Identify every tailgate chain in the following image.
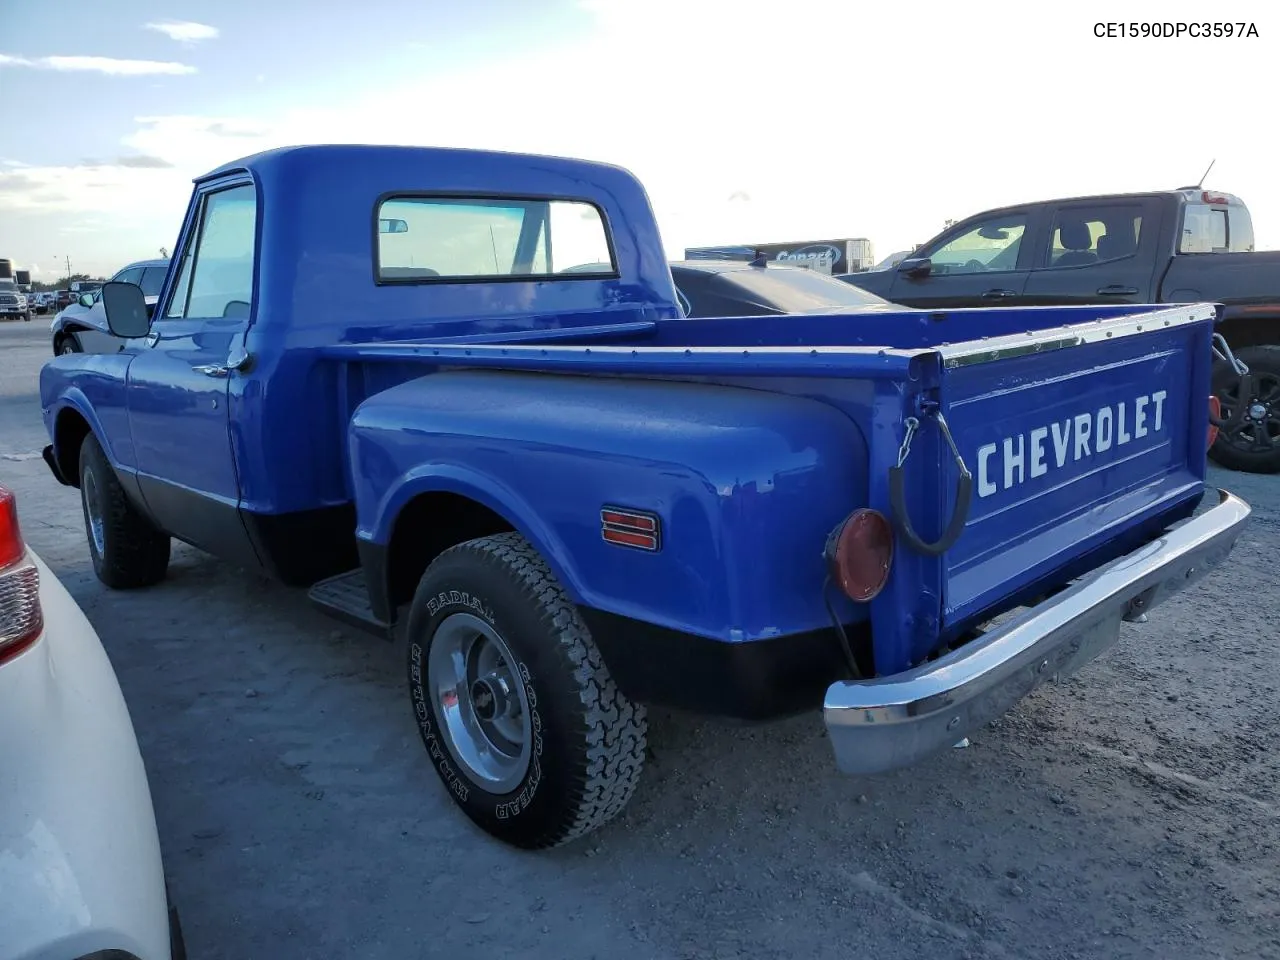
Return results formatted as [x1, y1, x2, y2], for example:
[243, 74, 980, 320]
[889, 408, 974, 557]
[1210, 333, 1253, 431]
[1212, 333, 1249, 377]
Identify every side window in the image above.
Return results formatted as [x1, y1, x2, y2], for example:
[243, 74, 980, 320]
[97, 266, 141, 303]
[921, 215, 1028, 275]
[139, 266, 167, 297]
[376, 196, 615, 281]
[1042, 204, 1144, 269]
[164, 183, 257, 319]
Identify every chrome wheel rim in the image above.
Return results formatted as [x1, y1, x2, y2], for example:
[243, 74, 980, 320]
[82, 467, 105, 556]
[428, 612, 531, 793]
[61, 342, 76, 355]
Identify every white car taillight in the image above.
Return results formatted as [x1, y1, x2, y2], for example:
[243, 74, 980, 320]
[0, 486, 42, 665]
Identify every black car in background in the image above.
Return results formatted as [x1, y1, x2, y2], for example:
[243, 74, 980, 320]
[836, 188, 1280, 473]
[668, 259, 895, 317]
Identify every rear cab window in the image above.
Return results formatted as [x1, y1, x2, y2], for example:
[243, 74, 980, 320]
[375, 196, 617, 282]
[1180, 194, 1255, 254]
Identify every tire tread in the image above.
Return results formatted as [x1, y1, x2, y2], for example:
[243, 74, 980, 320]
[80, 433, 170, 588]
[433, 531, 647, 847]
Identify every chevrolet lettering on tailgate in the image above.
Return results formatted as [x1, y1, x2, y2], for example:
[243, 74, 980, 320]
[976, 389, 1169, 497]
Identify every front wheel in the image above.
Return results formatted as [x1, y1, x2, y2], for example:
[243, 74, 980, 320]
[406, 532, 647, 849]
[1210, 345, 1280, 474]
[56, 333, 82, 355]
[78, 432, 171, 588]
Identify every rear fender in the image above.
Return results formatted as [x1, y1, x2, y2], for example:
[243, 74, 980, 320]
[347, 369, 872, 642]
[364, 464, 586, 603]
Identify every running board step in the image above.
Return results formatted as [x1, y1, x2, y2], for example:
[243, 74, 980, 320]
[307, 569, 391, 639]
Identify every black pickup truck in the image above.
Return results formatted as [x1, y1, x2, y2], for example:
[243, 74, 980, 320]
[839, 188, 1280, 473]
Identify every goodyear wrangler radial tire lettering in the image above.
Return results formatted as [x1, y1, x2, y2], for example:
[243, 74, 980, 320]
[405, 531, 648, 849]
[78, 432, 171, 588]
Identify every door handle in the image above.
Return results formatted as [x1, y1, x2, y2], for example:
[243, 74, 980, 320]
[981, 288, 1017, 299]
[1097, 285, 1138, 296]
[192, 347, 251, 379]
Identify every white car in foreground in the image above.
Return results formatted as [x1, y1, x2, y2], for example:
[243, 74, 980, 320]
[0, 484, 184, 960]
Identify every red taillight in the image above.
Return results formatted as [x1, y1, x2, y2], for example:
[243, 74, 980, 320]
[825, 508, 894, 602]
[0, 486, 43, 665]
[0, 487, 22, 568]
[1207, 395, 1221, 450]
[1202, 191, 1229, 205]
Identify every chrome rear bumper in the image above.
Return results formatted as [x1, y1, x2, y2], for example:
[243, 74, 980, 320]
[824, 488, 1251, 775]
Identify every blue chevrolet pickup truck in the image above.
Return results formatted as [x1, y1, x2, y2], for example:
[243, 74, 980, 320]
[38, 145, 1252, 849]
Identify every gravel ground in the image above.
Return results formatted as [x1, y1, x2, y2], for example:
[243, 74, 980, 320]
[1, 319, 1277, 960]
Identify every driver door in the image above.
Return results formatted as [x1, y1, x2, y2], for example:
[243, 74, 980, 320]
[125, 178, 260, 566]
[889, 208, 1041, 309]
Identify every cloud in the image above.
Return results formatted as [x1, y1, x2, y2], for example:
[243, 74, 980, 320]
[0, 159, 190, 215]
[0, 53, 196, 75]
[206, 120, 266, 138]
[115, 154, 174, 169]
[144, 21, 219, 43]
[0, 171, 43, 193]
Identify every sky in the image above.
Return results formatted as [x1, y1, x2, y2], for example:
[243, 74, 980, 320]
[0, 0, 1276, 280]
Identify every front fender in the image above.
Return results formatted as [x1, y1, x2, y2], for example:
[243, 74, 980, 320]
[39, 351, 138, 472]
[47, 392, 106, 457]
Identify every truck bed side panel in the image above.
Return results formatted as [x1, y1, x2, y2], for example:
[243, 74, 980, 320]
[1160, 251, 1280, 306]
[348, 369, 869, 642]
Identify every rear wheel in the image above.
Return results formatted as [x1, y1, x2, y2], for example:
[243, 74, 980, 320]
[78, 432, 171, 588]
[406, 532, 647, 849]
[1210, 345, 1280, 474]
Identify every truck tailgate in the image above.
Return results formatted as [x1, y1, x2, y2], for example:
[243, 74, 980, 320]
[936, 305, 1215, 631]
